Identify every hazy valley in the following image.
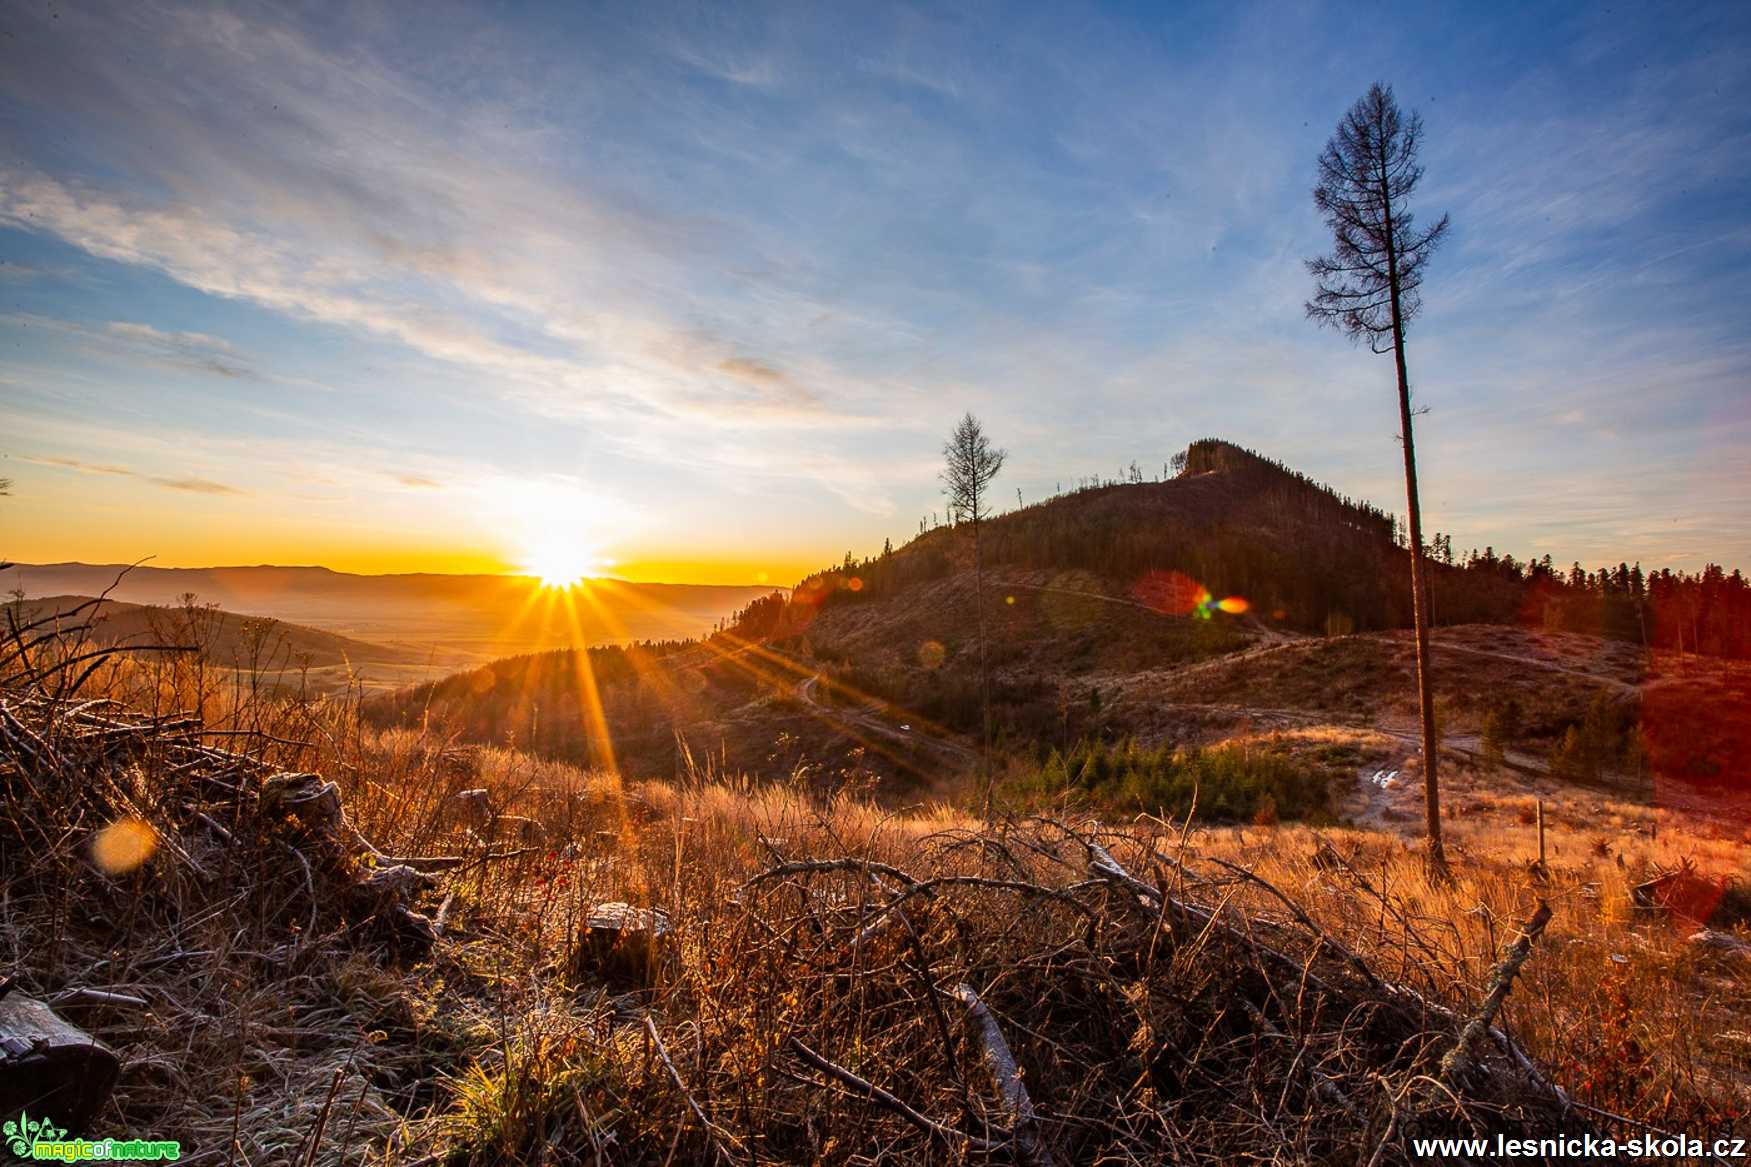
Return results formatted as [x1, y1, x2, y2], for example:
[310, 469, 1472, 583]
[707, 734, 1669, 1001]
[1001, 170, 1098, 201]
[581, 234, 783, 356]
[2, 565, 776, 692]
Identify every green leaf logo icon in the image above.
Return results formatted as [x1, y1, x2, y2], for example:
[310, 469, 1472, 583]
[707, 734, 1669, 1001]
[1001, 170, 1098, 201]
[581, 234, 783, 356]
[5, 1111, 30, 1157]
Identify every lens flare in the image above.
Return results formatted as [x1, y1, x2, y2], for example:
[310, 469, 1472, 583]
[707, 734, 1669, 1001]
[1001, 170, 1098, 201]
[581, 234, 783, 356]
[1134, 570, 1251, 620]
[1132, 570, 1204, 616]
[91, 817, 157, 874]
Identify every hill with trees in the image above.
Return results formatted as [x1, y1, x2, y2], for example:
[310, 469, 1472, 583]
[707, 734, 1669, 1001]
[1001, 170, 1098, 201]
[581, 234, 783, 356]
[744, 439, 1751, 656]
[368, 440, 1751, 804]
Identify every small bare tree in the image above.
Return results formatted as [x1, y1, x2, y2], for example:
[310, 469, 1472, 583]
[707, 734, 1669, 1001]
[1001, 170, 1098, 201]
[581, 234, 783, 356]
[1, 479, 13, 578]
[1306, 82, 1452, 876]
[942, 413, 1006, 812]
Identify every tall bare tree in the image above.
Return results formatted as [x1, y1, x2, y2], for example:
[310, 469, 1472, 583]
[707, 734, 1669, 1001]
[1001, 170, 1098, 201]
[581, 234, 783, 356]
[942, 412, 1006, 813]
[1306, 82, 1452, 876]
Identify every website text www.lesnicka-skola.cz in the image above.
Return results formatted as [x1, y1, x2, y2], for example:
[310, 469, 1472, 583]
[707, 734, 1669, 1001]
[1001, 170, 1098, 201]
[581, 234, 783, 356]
[1411, 1133, 1747, 1161]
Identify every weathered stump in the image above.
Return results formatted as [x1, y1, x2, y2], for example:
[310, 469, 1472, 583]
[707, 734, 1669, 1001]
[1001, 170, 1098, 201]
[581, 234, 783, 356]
[0, 994, 120, 1133]
[261, 771, 346, 833]
[349, 863, 440, 954]
[1633, 865, 1727, 925]
[571, 902, 672, 992]
[1688, 929, 1751, 961]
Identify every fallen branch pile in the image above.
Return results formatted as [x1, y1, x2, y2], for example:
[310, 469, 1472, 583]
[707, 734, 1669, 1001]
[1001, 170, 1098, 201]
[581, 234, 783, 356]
[0, 614, 1598, 1164]
[0, 630, 438, 1159]
[648, 820, 1585, 1164]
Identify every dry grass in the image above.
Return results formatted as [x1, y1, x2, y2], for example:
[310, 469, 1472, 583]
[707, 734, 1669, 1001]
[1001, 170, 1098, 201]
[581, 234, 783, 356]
[1188, 824, 1749, 1127]
[3, 622, 1748, 1164]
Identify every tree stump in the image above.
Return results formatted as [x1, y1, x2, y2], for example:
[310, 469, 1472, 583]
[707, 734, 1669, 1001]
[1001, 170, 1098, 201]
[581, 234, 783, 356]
[571, 902, 672, 992]
[0, 994, 120, 1133]
[1633, 864, 1726, 925]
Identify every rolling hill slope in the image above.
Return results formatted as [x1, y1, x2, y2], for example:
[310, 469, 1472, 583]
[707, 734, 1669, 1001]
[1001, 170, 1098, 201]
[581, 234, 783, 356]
[5, 594, 420, 670]
[368, 440, 1749, 809]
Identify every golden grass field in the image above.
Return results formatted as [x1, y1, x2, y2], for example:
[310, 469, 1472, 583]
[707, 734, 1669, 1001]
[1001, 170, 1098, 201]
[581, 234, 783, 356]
[2, 628, 1747, 1164]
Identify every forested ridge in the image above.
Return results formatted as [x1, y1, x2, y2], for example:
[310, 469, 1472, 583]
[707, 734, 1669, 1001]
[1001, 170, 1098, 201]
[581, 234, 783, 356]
[366, 439, 1749, 777]
[735, 440, 1751, 658]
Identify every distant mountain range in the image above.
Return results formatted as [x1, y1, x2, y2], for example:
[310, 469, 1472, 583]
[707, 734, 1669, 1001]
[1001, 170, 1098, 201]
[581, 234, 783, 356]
[0, 563, 780, 658]
[5, 593, 422, 669]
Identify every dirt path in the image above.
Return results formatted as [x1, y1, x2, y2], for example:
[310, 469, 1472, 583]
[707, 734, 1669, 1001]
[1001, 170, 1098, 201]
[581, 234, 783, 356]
[1002, 583, 1301, 648]
[1431, 641, 1640, 694]
[1001, 579, 1163, 616]
[794, 673, 978, 764]
[996, 586, 1639, 702]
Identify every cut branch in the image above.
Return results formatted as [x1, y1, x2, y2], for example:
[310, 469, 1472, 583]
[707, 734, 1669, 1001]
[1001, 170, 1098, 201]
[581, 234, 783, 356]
[952, 983, 1055, 1166]
[787, 1036, 999, 1153]
[1437, 901, 1553, 1090]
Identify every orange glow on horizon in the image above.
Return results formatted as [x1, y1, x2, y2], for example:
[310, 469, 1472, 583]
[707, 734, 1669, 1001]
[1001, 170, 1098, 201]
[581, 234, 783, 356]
[1, 473, 809, 587]
[4, 538, 801, 589]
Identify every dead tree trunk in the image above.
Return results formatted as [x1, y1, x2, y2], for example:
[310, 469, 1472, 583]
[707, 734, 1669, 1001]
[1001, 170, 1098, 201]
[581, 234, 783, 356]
[1385, 189, 1447, 881]
[0, 992, 121, 1133]
[973, 514, 992, 818]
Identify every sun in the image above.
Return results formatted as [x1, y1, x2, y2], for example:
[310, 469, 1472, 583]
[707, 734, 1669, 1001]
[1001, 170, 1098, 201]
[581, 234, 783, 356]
[488, 477, 623, 588]
[522, 537, 601, 589]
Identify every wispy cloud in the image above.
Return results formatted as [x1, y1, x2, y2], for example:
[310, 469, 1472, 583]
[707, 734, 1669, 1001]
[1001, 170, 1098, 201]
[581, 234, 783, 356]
[672, 46, 778, 88]
[154, 477, 245, 495]
[0, 4, 892, 439]
[0, 260, 82, 283]
[106, 320, 251, 379]
[0, 1, 1746, 573]
[22, 455, 136, 477]
[1, 312, 255, 380]
[856, 56, 962, 100]
[106, 321, 235, 352]
[21, 454, 247, 496]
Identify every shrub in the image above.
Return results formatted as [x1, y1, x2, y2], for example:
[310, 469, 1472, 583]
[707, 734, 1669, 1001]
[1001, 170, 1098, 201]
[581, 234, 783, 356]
[1548, 692, 1638, 782]
[1481, 698, 1523, 767]
[1010, 738, 1333, 823]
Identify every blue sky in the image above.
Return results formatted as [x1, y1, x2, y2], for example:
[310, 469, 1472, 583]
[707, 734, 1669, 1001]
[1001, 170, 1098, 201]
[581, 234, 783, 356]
[2, 0, 1748, 582]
